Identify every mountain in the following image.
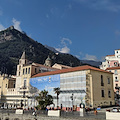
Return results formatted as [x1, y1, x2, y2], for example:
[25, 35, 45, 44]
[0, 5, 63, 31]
[45, 45, 102, 67]
[44, 45, 60, 54]
[81, 60, 101, 68]
[0, 26, 82, 75]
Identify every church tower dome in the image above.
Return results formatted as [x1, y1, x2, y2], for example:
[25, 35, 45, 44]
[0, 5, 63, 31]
[44, 55, 52, 67]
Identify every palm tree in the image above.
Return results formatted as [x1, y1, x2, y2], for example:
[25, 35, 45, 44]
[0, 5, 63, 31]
[36, 90, 53, 110]
[54, 87, 60, 109]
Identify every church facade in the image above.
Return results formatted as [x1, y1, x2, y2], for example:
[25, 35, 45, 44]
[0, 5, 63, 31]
[0, 52, 57, 109]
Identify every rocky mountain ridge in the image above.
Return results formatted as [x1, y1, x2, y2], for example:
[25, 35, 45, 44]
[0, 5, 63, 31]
[0, 26, 82, 75]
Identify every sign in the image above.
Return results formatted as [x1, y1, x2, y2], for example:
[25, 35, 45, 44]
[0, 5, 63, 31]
[16, 109, 23, 114]
[30, 74, 60, 96]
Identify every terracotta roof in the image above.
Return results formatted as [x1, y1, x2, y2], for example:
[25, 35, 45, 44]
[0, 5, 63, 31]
[52, 63, 72, 69]
[115, 49, 120, 50]
[106, 54, 115, 57]
[106, 66, 120, 70]
[32, 63, 58, 70]
[32, 65, 112, 78]
[23, 62, 58, 70]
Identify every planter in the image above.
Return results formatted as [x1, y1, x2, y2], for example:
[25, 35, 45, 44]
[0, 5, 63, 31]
[48, 110, 60, 117]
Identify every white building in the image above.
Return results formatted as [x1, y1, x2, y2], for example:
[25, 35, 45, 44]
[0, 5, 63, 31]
[100, 49, 120, 70]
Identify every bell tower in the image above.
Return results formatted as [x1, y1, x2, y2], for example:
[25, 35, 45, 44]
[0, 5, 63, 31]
[17, 51, 28, 76]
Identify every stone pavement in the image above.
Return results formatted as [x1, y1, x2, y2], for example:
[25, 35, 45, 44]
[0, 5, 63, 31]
[0, 112, 106, 120]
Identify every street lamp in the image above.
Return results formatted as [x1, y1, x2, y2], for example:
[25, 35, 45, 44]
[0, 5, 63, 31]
[70, 93, 74, 111]
[115, 87, 120, 105]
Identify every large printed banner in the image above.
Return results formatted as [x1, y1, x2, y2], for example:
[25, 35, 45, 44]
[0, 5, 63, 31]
[30, 74, 60, 96]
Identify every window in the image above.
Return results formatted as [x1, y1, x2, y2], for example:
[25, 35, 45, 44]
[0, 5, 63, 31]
[19, 66, 21, 70]
[23, 69, 25, 75]
[101, 75, 104, 86]
[13, 82, 15, 88]
[86, 88, 88, 92]
[28, 67, 30, 74]
[115, 70, 117, 74]
[101, 90, 104, 97]
[35, 68, 37, 73]
[108, 90, 111, 98]
[115, 77, 118, 82]
[108, 78, 110, 84]
[26, 68, 27, 74]
[24, 80, 26, 88]
[6, 84, 7, 88]
[19, 72, 20, 76]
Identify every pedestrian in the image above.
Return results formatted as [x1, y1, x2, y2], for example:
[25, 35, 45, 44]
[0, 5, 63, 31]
[85, 107, 88, 115]
[94, 109, 97, 115]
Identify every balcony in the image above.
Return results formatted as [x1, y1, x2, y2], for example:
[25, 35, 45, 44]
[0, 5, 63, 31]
[115, 79, 119, 82]
[7, 88, 20, 95]
[86, 83, 90, 86]
[115, 86, 120, 90]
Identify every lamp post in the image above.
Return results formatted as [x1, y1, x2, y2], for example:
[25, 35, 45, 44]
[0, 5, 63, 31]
[115, 86, 120, 105]
[70, 93, 74, 111]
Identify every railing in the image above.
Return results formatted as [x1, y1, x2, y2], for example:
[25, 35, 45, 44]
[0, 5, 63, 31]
[7, 88, 20, 95]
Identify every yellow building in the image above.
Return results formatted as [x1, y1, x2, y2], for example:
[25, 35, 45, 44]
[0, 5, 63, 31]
[31, 65, 115, 110]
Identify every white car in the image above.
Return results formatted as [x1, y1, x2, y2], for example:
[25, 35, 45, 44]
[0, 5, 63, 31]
[112, 108, 118, 112]
[117, 108, 120, 112]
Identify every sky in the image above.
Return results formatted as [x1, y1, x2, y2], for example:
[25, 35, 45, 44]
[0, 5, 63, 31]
[1, 0, 120, 61]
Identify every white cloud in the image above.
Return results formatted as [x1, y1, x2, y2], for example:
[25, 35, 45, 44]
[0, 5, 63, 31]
[56, 46, 70, 53]
[61, 37, 72, 46]
[12, 18, 22, 31]
[0, 24, 5, 31]
[74, 0, 120, 12]
[75, 55, 80, 59]
[55, 37, 72, 53]
[83, 54, 97, 61]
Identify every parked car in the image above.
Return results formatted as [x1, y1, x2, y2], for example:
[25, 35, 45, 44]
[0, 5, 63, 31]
[112, 108, 118, 112]
[106, 109, 110, 112]
[1, 106, 4, 109]
[117, 108, 120, 112]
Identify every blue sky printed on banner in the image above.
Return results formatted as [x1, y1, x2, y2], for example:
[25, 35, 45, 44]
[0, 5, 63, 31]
[30, 74, 60, 96]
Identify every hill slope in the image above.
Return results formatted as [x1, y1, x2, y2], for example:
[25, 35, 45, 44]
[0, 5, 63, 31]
[0, 26, 82, 75]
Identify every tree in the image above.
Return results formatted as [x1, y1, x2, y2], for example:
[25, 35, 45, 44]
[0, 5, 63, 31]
[36, 90, 53, 110]
[54, 87, 60, 109]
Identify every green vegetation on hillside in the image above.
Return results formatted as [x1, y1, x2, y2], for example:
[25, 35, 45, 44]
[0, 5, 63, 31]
[0, 27, 81, 75]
